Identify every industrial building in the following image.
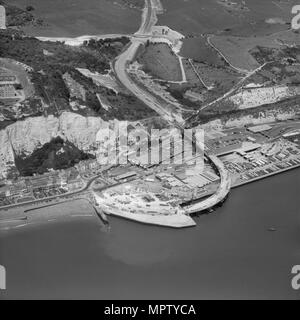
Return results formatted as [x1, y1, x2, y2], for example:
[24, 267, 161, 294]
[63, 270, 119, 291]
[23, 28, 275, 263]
[115, 171, 137, 181]
[248, 124, 272, 133]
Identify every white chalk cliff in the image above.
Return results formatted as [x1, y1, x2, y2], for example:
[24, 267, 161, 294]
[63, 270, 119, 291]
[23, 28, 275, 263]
[229, 86, 300, 110]
[0, 112, 110, 178]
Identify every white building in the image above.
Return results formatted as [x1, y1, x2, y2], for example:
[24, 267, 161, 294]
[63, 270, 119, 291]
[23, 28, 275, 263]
[0, 5, 6, 30]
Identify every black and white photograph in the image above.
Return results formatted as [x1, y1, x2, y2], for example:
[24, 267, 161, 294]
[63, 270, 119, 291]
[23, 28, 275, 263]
[0, 0, 299, 302]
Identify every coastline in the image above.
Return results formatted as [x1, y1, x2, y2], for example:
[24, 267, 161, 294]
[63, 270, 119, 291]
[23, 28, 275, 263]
[233, 163, 300, 189]
[1, 164, 298, 300]
[1, 0, 300, 300]
[0, 0, 298, 230]
[0, 198, 104, 230]
[36, 34, 130, 46]
[1, 164, 298, 230]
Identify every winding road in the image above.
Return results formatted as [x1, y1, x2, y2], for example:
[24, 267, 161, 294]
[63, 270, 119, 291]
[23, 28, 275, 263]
[0, 0, 231, 217]
[113, 0, 231, 215]
[113, 0, 184, 123]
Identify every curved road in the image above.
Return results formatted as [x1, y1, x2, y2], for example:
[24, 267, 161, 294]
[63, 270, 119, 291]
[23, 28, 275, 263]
[113, 0, 183, 124]
[113, 0, 231, 215]
[0, 0, 231, 217]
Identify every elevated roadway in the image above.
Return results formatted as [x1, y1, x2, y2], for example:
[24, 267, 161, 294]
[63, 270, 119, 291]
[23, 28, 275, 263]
[184, 155, 231, 215]
[113, 0, 231, 215]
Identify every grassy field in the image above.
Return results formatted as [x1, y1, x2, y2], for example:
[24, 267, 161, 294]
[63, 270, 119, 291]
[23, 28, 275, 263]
[190, 61, 239, 90]
[180, 37, 226, 66]
[9, 0, 141, 37]
[210, 30, 300, 71]
[159, 0, 295, 37]
[138, 43, 183, 81]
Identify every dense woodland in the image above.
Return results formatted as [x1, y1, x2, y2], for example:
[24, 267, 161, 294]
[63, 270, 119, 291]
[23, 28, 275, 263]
[0, 32, 156, 121]
[15, 137, 93, 176]
[0, 0, 41, 27]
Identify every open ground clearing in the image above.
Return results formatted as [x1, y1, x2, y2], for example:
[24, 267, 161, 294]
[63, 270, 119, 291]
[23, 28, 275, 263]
[138, 42, 183, 82]
[210, 30, 300, 71]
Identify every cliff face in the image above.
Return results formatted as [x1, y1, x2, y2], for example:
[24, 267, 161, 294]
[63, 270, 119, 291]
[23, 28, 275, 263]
[0, 112, 108, 179]
[229, 86, 300, 110]
[199, 106, 299, 132]
[0, 129, 16, 178]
